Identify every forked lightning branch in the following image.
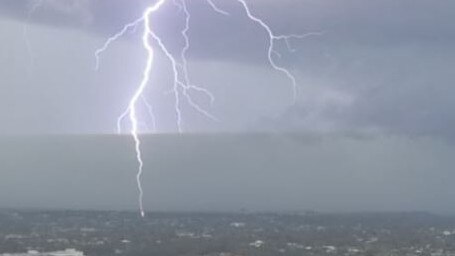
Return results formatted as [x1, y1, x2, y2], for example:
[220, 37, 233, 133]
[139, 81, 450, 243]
[94, 0, 317, 217]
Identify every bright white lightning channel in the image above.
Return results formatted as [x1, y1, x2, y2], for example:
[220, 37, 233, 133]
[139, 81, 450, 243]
[95, 0, 316, 217]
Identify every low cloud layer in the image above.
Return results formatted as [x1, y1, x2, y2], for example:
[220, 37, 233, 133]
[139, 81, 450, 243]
[1, 134, 454, 213]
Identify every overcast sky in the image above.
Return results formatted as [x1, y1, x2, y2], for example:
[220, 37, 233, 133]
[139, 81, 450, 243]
[2, 134, 455, 213]
[0, 0, 454, 213]
[0, 0, 453, 136]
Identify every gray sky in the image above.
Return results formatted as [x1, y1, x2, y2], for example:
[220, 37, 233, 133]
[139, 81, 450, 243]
[0, 0, 454, 213]
[1, 134, 455, 213]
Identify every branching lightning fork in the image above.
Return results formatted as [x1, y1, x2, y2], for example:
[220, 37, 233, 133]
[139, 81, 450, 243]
[95, 0, 315, 217]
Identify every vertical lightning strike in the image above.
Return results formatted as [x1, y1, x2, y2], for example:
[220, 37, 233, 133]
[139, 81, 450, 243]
[96, 0, 168, 218]
[127, 0, 169, 218]
[95, 0, 316, 217]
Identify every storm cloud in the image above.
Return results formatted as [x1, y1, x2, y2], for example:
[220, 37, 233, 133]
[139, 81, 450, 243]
[0, 0, 454, 138]
[1, 0, 455, 213]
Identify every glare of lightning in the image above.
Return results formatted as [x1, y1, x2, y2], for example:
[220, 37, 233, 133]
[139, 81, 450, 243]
[95, 0, 315, 217]
[128, 0, 169, 218]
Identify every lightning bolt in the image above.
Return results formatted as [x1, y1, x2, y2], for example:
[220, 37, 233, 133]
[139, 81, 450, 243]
[235, 0, 325, 103]
[205, 0, 230, 16]
[125, 0, 166, 218]
[95, 0, 317, 217]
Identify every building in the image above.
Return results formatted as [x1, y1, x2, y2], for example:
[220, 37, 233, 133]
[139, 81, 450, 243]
[1, 249, 83, 256]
